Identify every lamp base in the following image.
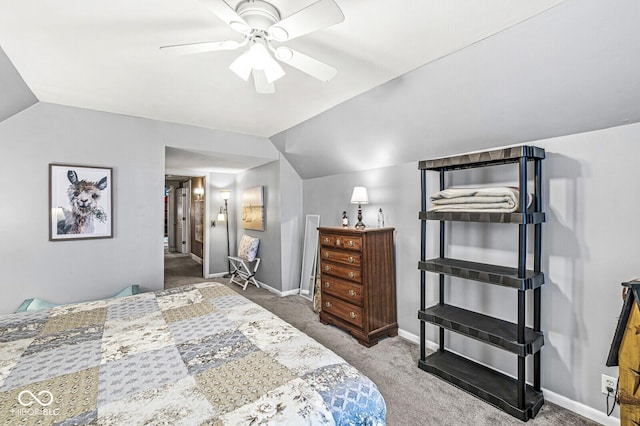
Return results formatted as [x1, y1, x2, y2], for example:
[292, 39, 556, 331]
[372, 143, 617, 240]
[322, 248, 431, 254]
[354, 205, 365, 229]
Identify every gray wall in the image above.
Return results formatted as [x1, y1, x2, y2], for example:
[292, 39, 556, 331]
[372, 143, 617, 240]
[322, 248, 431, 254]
[207, 172, 237, 275]
[0, 46, 37, 123]
[0, 101, 281, 313]
[226, 155, 303, 293]
[303, 162, 419, 333]
[235, 161, 282, 290]
[303, 124, 640, 420]
[0, 102, 164, 312]
[279, 154, 303, 293]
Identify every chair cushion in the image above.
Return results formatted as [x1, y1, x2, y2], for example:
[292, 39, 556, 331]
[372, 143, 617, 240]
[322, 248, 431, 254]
[238, 234, 260, 262]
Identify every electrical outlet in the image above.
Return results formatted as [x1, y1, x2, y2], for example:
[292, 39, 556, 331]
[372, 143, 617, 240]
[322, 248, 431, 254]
[601, 374, 617, 395]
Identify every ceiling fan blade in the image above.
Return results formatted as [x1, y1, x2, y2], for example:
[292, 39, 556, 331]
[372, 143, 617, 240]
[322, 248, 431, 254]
[253, 69, 276, 94]
[160, 40, 241, 55]
[275, 47, 337, 81]
[268, 0, 344, 41]
[198, 0, 251, 34]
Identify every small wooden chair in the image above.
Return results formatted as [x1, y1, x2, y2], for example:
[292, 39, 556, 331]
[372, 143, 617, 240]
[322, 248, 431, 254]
[229, 235, 261, 290]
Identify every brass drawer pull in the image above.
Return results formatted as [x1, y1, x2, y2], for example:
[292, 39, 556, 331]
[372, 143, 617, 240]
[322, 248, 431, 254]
[348, 240, 354, 247]
[336, 238, 342, 245]
[348, 256, 355, 263]
[323, 237, 330, 243]
[324, 252, 330, 258]
[326, 302, 332, 308]
[348, 289, 357, 297]
[349, 312, 358, 319]
[349, 271, 356, 278]
[324, 282, 331, 288]
[324, 265, 331, 272]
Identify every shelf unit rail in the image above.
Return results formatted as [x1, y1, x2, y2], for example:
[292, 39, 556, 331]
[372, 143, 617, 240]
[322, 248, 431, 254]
[417, 145, 545, 422]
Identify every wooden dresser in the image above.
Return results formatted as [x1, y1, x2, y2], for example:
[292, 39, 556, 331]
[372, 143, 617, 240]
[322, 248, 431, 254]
[318, 226, 397, 347]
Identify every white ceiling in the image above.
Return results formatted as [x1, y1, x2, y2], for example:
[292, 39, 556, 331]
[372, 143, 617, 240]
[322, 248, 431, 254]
[0, 0, 564, 139]
[165, 146, 275, 175]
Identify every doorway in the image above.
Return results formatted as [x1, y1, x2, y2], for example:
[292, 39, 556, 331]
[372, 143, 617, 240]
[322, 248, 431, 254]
[164, 176, 206, 285]
[175, 186, 189, 254]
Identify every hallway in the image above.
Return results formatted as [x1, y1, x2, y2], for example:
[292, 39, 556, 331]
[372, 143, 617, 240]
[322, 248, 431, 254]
[163, 253, 208, 289]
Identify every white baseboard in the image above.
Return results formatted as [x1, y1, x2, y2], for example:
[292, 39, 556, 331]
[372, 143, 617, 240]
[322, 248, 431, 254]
[255, 281, 300, 297]
[190, 254, 203, 264]
[543, 388, 618, 426]
[396, 328, 619, 426]
[205, 272, 227, 279]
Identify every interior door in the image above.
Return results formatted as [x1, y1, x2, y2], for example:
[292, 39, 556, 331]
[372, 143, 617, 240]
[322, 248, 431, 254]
[167, 186, 176, 252]
[176, 188, 187, 254]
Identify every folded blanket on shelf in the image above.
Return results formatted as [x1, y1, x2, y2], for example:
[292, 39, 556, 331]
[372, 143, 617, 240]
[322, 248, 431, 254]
[429, 187, 532, 213]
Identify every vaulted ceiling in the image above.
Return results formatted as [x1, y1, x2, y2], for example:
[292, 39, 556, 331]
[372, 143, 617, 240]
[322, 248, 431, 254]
[0, 0, 563, 138]
[2, 0, 639, 179]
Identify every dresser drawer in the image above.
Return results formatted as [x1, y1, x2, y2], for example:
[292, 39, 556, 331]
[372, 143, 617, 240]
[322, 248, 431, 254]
[320, 275, 363, 306]
[320, 261, 362, 283]
[320, 248, 361, 267]
[322, 294, 363, 328]
[320, 234, 362, 251]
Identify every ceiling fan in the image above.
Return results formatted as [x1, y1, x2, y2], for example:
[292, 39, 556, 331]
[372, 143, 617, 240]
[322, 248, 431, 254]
[161, 0, 345, 94]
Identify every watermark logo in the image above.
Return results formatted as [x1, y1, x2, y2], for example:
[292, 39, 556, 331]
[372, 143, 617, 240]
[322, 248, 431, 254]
[11, 390, 59, 417]
[18, 390, 53, 407]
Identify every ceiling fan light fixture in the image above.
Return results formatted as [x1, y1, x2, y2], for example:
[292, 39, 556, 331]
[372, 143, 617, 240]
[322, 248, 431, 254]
[269, 26, 289, 41]
[263, 59, 285, 84]
[169, 0, 345, 93]
[229, 52, 252, 81]
[247, 42, 271, 70]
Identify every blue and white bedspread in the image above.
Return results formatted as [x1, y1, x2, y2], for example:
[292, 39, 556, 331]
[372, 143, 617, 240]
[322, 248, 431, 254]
[0, 282, 386, 425]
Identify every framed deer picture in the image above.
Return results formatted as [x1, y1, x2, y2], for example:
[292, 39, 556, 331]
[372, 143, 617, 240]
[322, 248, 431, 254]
[49, 164, 113, 241]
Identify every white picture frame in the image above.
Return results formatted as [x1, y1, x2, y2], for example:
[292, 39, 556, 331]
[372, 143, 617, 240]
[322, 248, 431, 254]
[49, 164, 113, 241]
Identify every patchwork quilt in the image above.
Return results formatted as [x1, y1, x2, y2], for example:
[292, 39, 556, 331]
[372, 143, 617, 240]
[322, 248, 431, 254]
[0, 282, 386, 425]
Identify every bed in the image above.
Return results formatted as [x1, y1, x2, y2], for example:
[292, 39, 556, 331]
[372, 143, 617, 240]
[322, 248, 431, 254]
[0, 282, 386, 425]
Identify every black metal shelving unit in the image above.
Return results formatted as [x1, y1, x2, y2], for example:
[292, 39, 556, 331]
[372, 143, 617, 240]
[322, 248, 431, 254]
[418, 146, 545, 421]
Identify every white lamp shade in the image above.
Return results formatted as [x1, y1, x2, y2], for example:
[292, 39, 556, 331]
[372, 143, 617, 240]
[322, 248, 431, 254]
[350, 186, 369, 204]
[220, 190, 231, 200]
[263, 58, 285, 84]
[217, 212, 226, 221]
[229, 52, 252, 81]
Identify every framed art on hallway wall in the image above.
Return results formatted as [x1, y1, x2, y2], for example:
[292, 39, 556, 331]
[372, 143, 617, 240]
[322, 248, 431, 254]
[194, 200, 203, 243]
[242, 186, 265, 231]
[49, 163, 113, 241]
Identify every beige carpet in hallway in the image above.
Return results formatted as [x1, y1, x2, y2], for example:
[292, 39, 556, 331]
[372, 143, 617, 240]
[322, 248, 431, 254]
[163, 253, 602, 426]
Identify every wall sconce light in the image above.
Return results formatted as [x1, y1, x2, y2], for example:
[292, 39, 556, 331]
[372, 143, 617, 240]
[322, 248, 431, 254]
[350, 186, 369, 229]
[211, 206, 226, 228]
[194, 187, 204, 201]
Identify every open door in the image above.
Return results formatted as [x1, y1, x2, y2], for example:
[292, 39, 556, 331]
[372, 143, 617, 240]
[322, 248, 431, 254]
[176, 188, 188, 254]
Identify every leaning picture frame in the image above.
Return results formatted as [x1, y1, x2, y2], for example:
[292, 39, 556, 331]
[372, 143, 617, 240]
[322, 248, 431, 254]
[49, 164, 113, 241]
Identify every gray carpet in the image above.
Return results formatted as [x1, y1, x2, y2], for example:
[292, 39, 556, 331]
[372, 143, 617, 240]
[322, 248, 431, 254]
[164, 254, 600, 425]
